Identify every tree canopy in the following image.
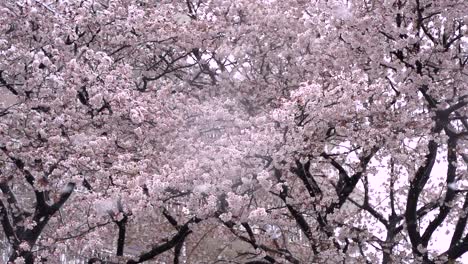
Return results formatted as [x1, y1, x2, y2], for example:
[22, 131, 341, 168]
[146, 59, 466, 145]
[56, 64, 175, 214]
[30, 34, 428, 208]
[0, 0, 467, 263]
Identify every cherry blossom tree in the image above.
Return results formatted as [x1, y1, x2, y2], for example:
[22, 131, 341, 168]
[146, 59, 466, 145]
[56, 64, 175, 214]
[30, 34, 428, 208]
[0, 0, 467, 264]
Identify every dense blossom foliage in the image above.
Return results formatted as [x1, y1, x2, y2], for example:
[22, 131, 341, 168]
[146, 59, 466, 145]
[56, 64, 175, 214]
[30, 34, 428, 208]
[0, 0, 467, 263]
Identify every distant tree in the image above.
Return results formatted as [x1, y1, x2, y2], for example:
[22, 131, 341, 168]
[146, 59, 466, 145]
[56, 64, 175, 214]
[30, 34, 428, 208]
[0, 1, 467, 263]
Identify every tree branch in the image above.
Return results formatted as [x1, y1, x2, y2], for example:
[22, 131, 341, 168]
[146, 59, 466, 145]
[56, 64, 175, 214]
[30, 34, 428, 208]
[0, 70, 19, 95]
[126, 217, 200, 264]
[291, 159, 321, 198]
[0, 182, 27, 226]
[420, 137, 458, 247]
[450, 192, 468, 249]
[0, 199, 19, 245]
[405, 140, 438, 256]
[326, 146, 379, 213]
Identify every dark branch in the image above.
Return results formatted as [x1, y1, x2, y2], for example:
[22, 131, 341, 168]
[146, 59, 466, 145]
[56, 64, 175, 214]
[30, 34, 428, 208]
[405, 140, 438, 256]
[450, 192, 468, 249]
[420, 138, 458, 247]
[0, 199, 19, 245]
[291, 159, 321, 198]
[126, 217, 200, 264]
[0, 70, 19, 95]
